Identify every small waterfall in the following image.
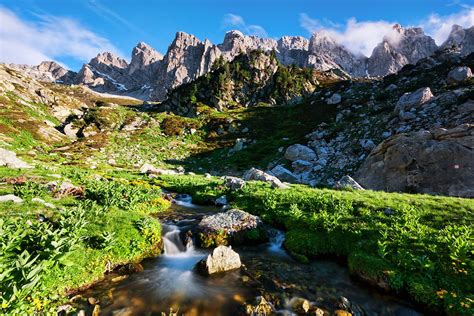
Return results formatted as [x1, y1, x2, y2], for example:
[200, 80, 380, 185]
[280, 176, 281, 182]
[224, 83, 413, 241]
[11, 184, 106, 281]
[162, 224, 196, 256]
[268, 229, 285, 252]
[173, 194, 197, 208]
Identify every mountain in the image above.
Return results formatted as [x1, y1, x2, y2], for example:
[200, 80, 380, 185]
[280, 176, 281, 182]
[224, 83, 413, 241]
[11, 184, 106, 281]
[368, 24, 438, 76]
[442, 24, 474, 55]
[8, 24, 473, 102]
[7, 61, 76, 84]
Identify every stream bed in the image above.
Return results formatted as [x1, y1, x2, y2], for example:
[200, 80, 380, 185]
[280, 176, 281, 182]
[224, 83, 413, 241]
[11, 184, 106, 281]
[76, 197, 422, 315]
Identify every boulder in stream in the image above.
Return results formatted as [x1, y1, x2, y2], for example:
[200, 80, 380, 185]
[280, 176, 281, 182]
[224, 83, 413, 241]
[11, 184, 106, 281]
[196, 245, 241, 275]
[196, 209, 267, 247]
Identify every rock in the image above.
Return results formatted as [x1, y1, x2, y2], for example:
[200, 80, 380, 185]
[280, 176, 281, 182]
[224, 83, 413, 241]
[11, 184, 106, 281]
[334, 310, 352, 316]
[0, 148, 32, 169]
[355, 124, 474, 197]
[31, 197, 55, 208]
[139, 163, 177, 175]
[204, 173, 212, 178]
[292, 159, 313, 173]
[92, 304, 100, 316]
[88, 297, 99, 305]
[243, 167, 289, 189]
[334, 176, 365, 190]
[215, 195, 228, 206]
[0, 194, 23, 204]
[289, 297, 311, 313]
[359, 139, 376, 151]
[395, 87, 434, 113]
[326, 93, 342, 105]
[245, 296, 274, 315]
[284, 144, 317, 162]
[270, 165, 299, 183]
[224, 176, 246, 191]
[196, 245, 241, 275]
[197, 209, 266, 247]
[63, 123, 79, 139]
[447, 66, 473, 83]
[57, 304, 73, 316]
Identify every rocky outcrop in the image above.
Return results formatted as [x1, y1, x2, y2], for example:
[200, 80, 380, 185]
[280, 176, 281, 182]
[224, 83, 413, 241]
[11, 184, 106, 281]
[368, 24, 438, 77]
[128, 42, 163, 82]
[277, 36, 309, 66]
[196, 209, 266, 247]
[195, 245, 241, 275]
[8, 61, 76, 84]
[355, 124, 474, 197]
[218, 30, 277, 60]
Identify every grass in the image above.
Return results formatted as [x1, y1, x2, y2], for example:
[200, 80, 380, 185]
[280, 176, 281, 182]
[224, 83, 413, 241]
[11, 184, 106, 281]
[0, 168, 170, 314]
[156, 174, 474, 315]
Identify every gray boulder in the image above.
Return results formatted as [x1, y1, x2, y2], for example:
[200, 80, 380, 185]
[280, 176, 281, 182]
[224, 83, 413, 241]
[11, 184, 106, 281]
[284, 144, 317, 162]
[334, 175, 365, 190]
[243, 167, 289, 189]
[197, 209, 266, 246]
[224, 176, 246, 191]
[270, 165, 299, 183]
[447, 66, 473, 84]
[355, 124, 474, 197]
[326, 93, 342, 105]
[0, 148, 32, 169]
[0, 194, 23, 204]
[196, 245, 241, 275]
[395, 87, 434, 113]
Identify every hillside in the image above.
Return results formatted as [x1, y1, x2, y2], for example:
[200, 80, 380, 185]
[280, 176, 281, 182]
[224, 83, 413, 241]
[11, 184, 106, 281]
[0, 34, 473, 316]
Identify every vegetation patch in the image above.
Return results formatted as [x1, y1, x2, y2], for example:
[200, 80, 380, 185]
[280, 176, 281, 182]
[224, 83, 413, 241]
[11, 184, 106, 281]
[157, 174, 474, 315]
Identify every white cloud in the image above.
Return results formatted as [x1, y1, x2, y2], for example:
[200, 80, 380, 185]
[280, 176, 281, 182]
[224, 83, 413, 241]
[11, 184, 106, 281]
[0, 7, 121, 68]
[300, 7, 474, 57]
[421, 7, 474, 44]
[222, 13, 268, 38]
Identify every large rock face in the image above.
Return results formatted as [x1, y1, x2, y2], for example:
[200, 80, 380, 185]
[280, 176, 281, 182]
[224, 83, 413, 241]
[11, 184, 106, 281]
[307, 32, 367, 76]
[152, 32, 222, 100]
[368, 24, 438, 76]
[8, 61, 76, 84]
[355, 124, 474, 197]
[442, 25, 474, 56]
[22, 24, 474, 101]
[277, 36, 309, 66]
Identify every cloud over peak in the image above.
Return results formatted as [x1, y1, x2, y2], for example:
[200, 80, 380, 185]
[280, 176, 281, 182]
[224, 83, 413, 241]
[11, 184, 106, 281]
[0, 7, 121, 68]
[222, 13, 268, 38]
[299, 7, 474, 57]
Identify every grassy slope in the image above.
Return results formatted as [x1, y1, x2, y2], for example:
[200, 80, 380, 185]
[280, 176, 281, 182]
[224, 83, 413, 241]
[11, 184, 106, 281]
[157, 174, 474, 315]
[0, 166, 169, 314]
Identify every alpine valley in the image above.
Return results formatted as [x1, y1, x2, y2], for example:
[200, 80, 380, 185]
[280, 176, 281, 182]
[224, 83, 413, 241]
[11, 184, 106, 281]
[0, 16, 473, 316]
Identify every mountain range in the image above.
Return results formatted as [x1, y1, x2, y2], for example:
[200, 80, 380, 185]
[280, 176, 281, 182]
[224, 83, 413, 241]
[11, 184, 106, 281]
[6, 24, 474, 101]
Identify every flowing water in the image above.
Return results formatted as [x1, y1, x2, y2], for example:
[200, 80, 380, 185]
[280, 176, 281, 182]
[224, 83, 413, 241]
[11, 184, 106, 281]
[77, 198, 422, 315]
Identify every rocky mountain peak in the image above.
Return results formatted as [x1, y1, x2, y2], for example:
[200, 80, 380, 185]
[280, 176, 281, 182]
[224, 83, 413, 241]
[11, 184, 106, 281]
[93, 52, 128, 69]
[442, 25, 474, 56]
[129, 41, 163, 77]
[368, 25, 437, 76]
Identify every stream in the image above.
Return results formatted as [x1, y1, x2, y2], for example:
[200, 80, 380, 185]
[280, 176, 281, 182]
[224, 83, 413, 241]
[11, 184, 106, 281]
[77, 196, 422, 315]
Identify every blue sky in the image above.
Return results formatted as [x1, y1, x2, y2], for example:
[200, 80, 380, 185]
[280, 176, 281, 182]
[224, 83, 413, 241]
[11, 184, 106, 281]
[1, 0, 473, 70]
